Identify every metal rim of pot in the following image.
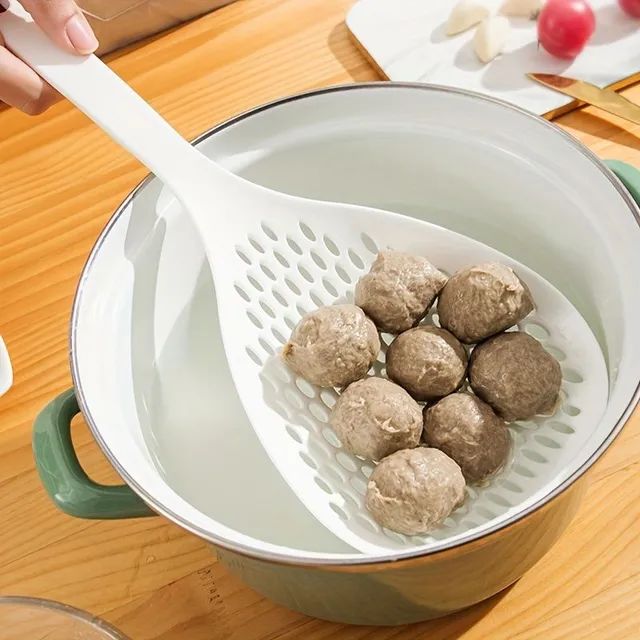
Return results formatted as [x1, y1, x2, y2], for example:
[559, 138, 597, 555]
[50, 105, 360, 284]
[69, 81, 640, 568]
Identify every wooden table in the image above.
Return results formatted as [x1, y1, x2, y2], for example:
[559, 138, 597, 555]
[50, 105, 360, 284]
[1, 0, 640, 637]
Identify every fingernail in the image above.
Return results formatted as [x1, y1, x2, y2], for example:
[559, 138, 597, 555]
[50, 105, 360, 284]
[65, 13, 98, 54]
[0, 0, 8, 14]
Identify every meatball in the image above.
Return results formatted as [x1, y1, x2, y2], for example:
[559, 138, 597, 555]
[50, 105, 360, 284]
[469, 331, 561, 421]
[365, 448, 466, 535]
[283, 304, 380, 388]
[423, 393, 511, 484]
[386, 326, 468, 401]
[330, 377, 423, 461]
[438, 262, 534, 344]
[355, 250, 448, 333]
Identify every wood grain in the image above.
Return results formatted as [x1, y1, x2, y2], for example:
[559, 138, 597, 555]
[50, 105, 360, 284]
[0, 0, 639, 638]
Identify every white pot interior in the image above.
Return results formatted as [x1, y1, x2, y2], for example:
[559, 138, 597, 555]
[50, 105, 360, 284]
[73, 85, 640, 561]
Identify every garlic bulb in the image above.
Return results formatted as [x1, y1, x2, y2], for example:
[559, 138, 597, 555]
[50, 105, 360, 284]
[499, 0, 544, 18]
[473, 16, 511, 63]
[446, 0, 492, 36]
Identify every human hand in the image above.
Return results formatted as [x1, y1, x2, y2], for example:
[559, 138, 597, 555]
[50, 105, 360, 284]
[0, 0, 98, 115]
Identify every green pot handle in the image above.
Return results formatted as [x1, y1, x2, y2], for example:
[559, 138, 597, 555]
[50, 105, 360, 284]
[605, 160, 640, 204]
[33, 388, 155, 519]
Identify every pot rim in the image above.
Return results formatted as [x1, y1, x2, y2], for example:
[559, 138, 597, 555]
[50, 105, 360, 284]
[70, 81, 640, 568]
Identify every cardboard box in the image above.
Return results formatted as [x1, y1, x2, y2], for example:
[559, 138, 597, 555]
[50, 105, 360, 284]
[79, 0, 237, 55]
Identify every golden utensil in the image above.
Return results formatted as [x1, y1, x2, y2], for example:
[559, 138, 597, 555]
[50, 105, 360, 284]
[528, 73, 640, 126]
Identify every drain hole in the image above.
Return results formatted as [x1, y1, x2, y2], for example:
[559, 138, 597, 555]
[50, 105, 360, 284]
[534, 434, 561, 449]
[300, 222, 316, 241]
[348, 249, 365, 269]
[356, 514, 378, 532]
[285, 278, 301, 295]
[320, 390, 337, 408]
[322, 278, 339, 297]
[330, 503, 349, 520]
[524, 322, 549, 340]
[315, 476, 333, 494]
[299, 451, 317, 469]
[273, 290, 288, 307]
[322, 428, 342, 448]
[274, 251, 289, 268]
[284, 389, 304, 409]
[235, 248, 252, 265]
[298, 265, 314, 283]
[261, 223, 278, 241]
[562, 368, 584, 384]
[311, 251, 327, 270]
[296, 378, 316, 398]
[310, 291, 325, 308]
[336, 452, 358, 472]
[361, 463, 374, 479]
[546, 346, 566, 362]
[309, 403, 329, 423]
[287, 237, 303, 255]
[246, 348, 262, 366]
[234, 284, 250, 302]
[563, 404, 581, 417]
[499, 479, 524, 493]
[336, 265, 352, 283]
[341, 491, 359, 508]
[324, 236, 340, 256]
[549, 421, 575, 434]
[350, 476, 367, 495]
[247, 275, 263, 292]
[260, 301, 276, 318]
[361, 233, 378, 255]
[246, 311, 263, 329]
[486, 493, 511, 508]
[260, 264, 276, 281]
[286, 426, 303, 444]
[513, 464, 536, 478]
[522, 449, 547, 464]
[258, 337, 275, 356]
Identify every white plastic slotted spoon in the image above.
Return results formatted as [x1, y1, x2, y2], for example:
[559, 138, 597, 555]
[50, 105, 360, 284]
[1, 1, 609, 554]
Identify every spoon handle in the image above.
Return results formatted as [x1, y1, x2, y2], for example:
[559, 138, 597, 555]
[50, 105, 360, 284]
[0, 1, 225, 196]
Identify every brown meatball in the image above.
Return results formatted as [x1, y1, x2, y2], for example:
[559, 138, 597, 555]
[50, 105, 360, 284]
[469, 332, 561, 421]
[283, 304, 380, 388]
[330, 377, 422, 461]
[423, 393, 511, 484]
[438, 262, 534, 344]
[355, 250, 448, 333]
[365, 447, 466, 535]
[386, 326, 468, 401]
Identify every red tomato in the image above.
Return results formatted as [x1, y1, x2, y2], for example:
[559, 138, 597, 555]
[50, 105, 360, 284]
[619, 0, 640, 17]
[537, 0, 596, 59]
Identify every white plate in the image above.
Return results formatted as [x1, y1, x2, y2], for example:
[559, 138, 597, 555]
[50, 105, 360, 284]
[347, 0, 640, 116]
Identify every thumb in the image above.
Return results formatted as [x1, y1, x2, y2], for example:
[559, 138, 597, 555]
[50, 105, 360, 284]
[20, 0, 98, 54]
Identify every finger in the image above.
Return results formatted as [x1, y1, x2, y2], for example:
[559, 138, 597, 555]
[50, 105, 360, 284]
[19, 0, 98, 54]
[0, 44, 60, 114]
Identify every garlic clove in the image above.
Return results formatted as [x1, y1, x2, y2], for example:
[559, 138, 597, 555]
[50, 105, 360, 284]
[498, 0, 544, 18]
[473, 16, 511, 63]
[446, 0, 492, 36]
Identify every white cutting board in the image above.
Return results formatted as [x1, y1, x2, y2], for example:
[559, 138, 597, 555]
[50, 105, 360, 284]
[346, 0, 640, 116]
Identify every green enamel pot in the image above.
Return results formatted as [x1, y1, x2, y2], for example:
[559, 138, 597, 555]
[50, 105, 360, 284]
[33, 84, 640, 625]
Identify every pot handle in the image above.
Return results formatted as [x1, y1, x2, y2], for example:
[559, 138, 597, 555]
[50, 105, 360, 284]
[33, 388, 155, 519]
[605, 160, 640, 203]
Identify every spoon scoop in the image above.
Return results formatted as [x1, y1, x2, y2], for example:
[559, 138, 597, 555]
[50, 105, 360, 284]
[0, 1, 607, 554]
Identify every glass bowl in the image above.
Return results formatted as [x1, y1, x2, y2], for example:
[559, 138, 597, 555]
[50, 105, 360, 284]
[0, 596, 129, 639]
